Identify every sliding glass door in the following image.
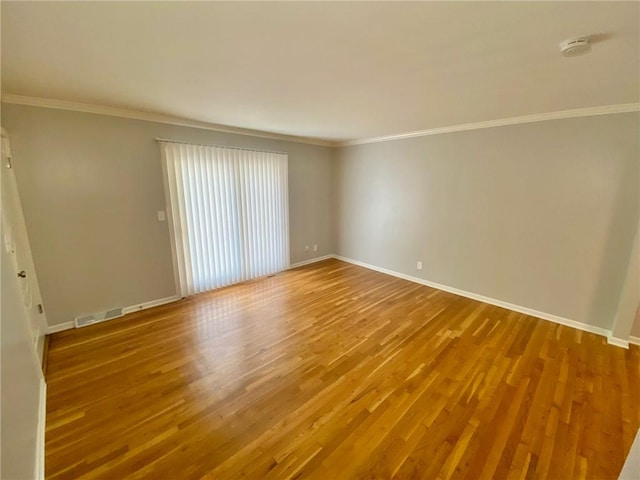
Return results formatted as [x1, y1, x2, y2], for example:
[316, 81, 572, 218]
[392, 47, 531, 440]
[160, 141, 289, 296]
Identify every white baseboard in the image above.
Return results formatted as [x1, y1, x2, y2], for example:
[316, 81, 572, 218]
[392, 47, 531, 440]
[289, 254, 334, 269]
[607, 336, 630, 349]
[43, 258, 629, 348]
[47, 321, 74, 334]
[333, 255, 613, 340]
[122, 295, 181, 315]
[36, 377, 46, 480]
[630, 336, 640, 346]
[46, 294, 181, 334]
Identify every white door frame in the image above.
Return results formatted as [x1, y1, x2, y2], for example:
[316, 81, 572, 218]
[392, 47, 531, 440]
[1, 127, 48, 362]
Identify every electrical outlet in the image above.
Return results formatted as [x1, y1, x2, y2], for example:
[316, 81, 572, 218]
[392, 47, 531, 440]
[157, 211, 166, 222]
[313, 244, 318, 252]
[416, 261, 423, 270]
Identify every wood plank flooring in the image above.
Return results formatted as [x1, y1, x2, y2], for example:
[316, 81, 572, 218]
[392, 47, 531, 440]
[45, 259, 640, 479]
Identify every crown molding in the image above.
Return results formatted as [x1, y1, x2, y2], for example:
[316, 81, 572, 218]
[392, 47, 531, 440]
[3, 94, 637, 148]
[338, 103, 640, 147]
[0, 94, 337, 147]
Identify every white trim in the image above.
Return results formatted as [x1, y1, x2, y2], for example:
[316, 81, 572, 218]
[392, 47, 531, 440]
[47, 321, 74, 334]
[630, 336, 640, 346]
[121, 294, 181, 315]
[4, 95, 638, 148]
[289, 254, 334, 269]
[1, 94, 335, 147]
[339, 103, 640, 146]
[333, 255, 612, 339]
[607, 336, 630, 349]
[42, 257, 625, 343]
[36, 378, 46, 480]
[46, 295, 181, 334]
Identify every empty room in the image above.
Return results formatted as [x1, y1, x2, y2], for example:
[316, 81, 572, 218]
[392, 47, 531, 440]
[1, 1, 639, 479]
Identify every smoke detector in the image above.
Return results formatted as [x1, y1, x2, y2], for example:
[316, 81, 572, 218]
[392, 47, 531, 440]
[560, 38, 591, 57]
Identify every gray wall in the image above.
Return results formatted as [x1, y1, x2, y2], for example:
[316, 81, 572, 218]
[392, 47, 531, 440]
[2, 104, 334, 327]
[4, 103, 638, 332]
[611, 227, 639, 340]
[335, 113, 639, 330]
[632, 308, 640, 338]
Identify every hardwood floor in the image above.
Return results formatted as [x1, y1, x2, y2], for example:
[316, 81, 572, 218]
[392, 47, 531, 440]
[45, 259, 639, 479]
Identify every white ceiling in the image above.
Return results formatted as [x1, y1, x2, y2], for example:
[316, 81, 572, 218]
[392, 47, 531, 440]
[2, 1, 639, 143]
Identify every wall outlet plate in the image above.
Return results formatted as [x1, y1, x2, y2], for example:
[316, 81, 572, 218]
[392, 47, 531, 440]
[417, 261, 423, 270]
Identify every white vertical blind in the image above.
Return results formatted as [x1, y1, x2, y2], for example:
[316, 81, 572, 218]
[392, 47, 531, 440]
[160, 141, 289, 296]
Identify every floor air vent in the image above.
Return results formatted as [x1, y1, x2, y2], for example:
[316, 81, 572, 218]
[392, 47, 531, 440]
[74, 308, 124, 328]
